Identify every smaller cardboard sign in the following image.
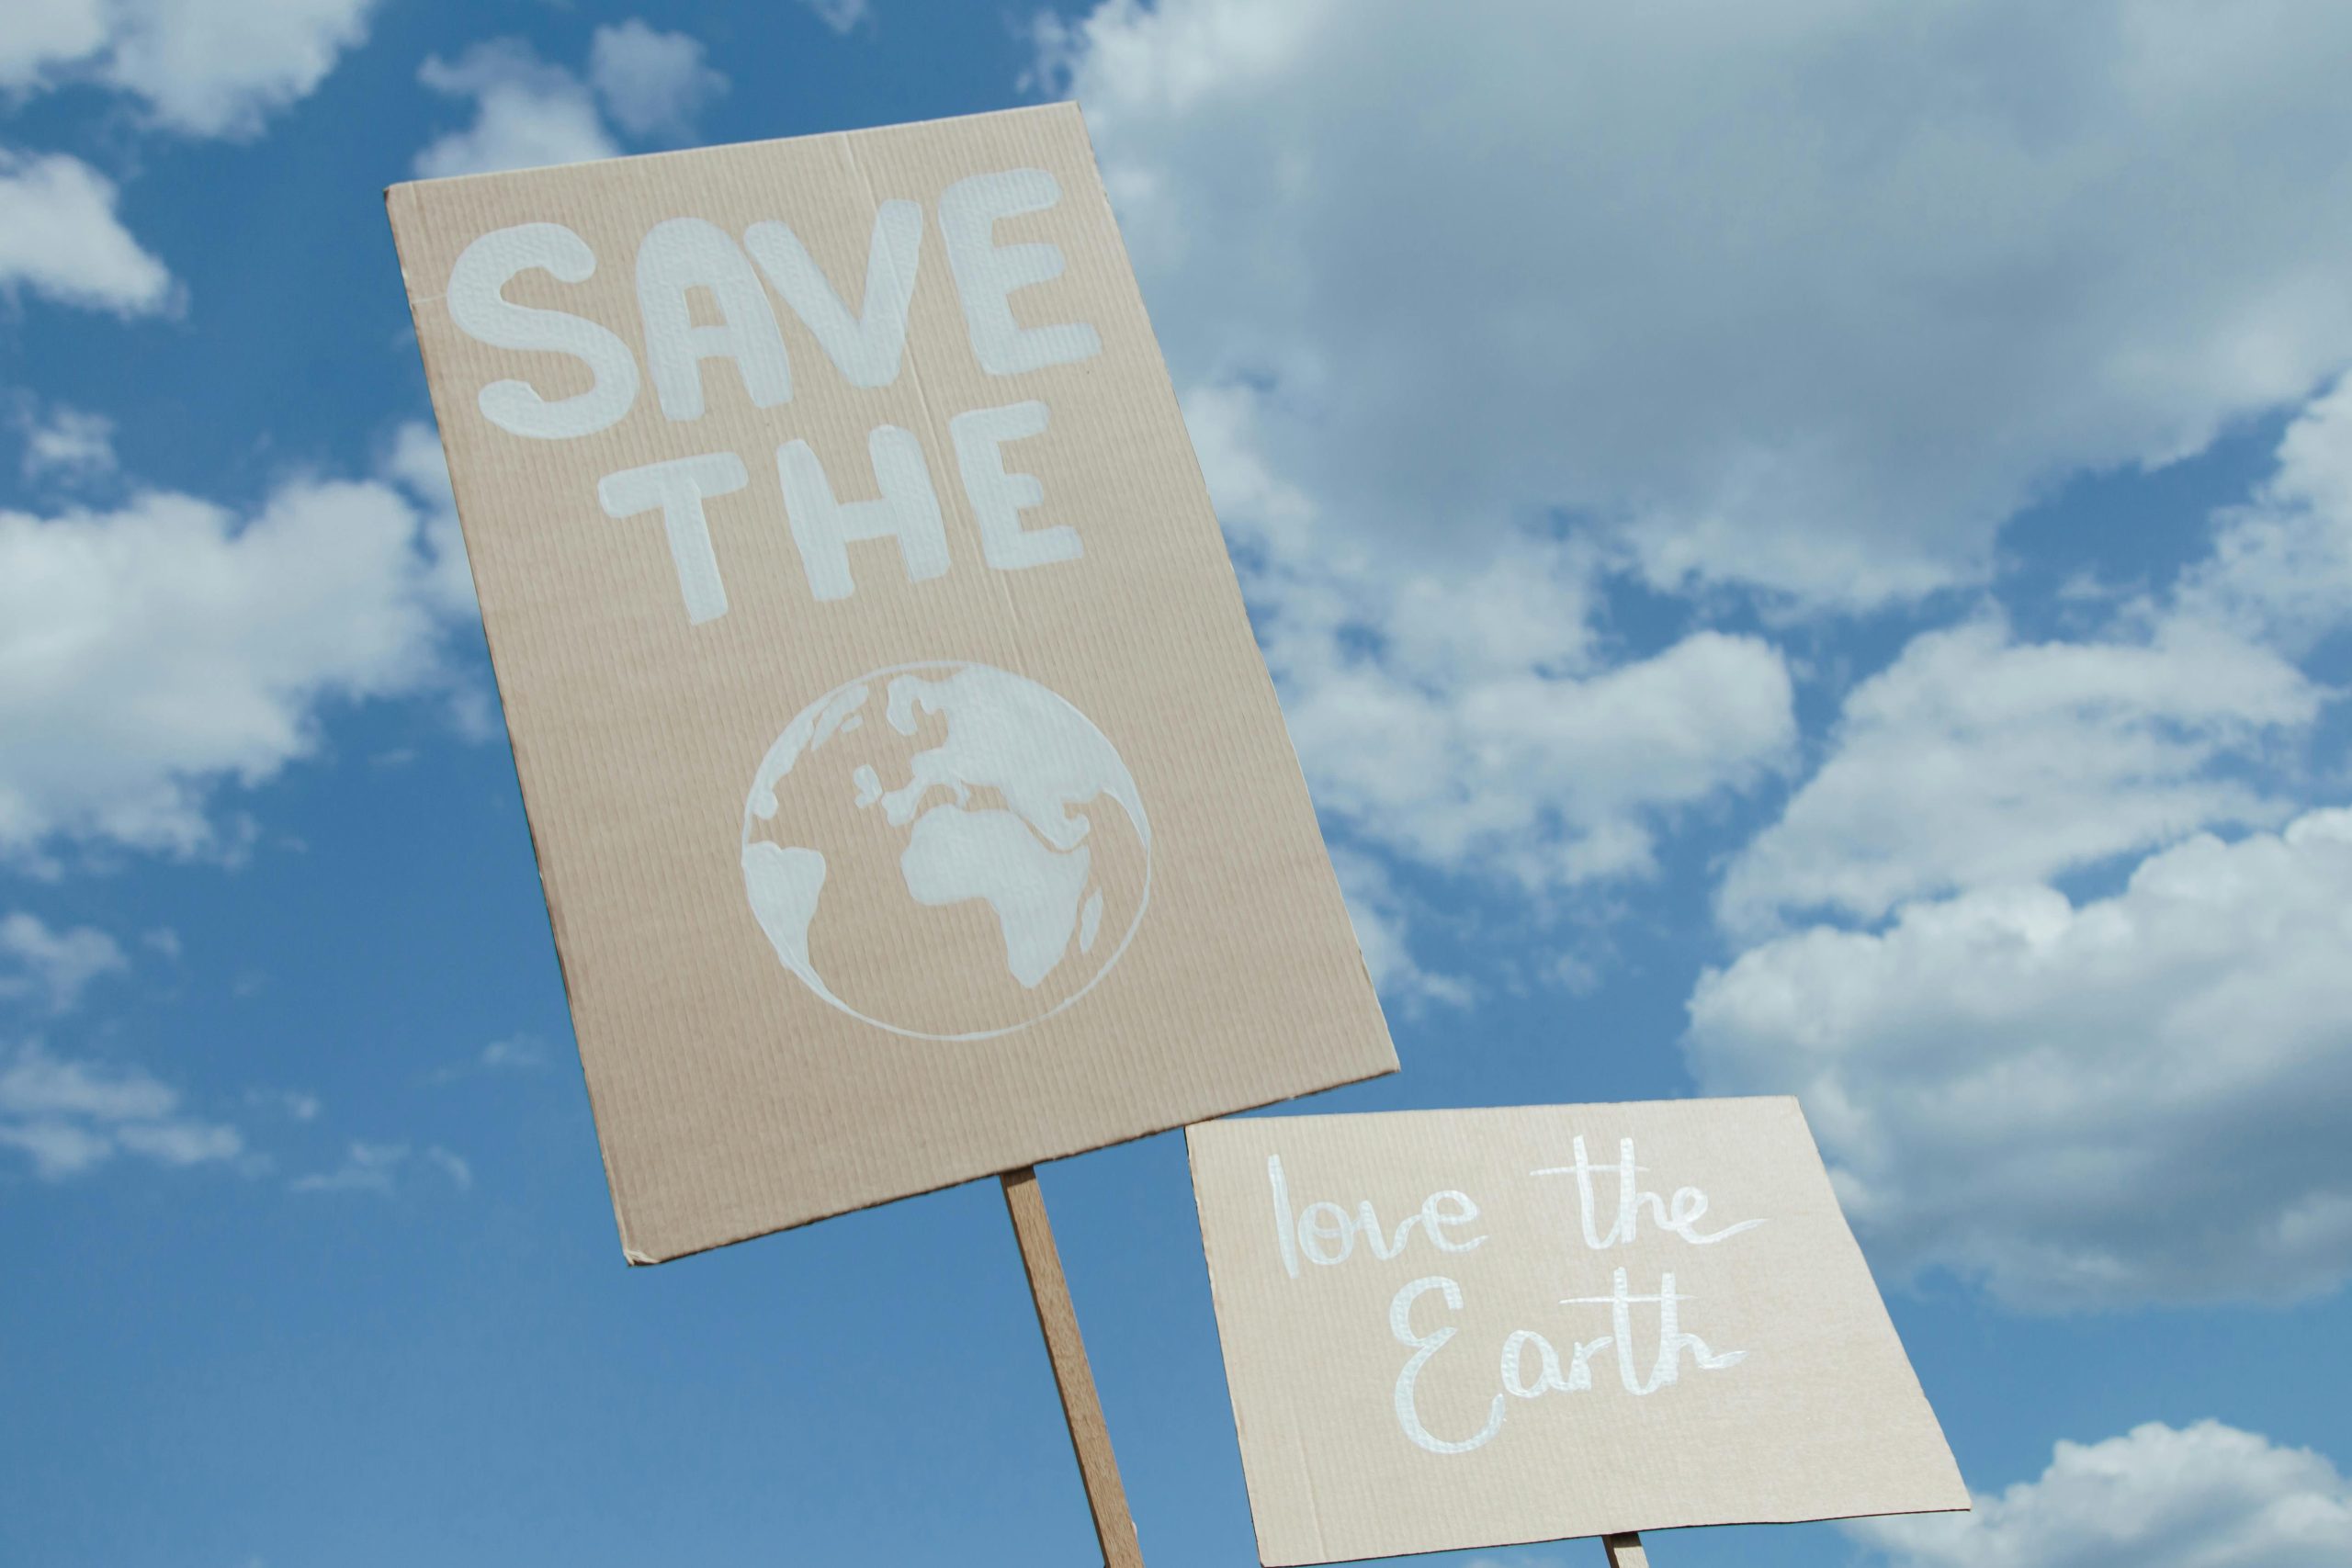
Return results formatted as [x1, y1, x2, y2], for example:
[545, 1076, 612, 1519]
[1188, 1099, 1968, 1564]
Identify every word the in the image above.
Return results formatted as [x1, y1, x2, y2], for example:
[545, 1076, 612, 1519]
[1267, 1153, 1486, 1279]
[1388, 1271, 1747, 1455]
[444, 169, 1102, 619]
[1534, 1135, 1766, 1251]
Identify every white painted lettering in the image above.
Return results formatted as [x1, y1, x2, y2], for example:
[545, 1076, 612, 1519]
[637, 217, 792, 421]
[1390, 1277, 1505, 1455]
[447, 223, 639, 440]
[595, 453, 749, 625]
[1299, 1201, 1353, 1266]
[1537, 1135, 1767, 1249]
[1563, 1268, 1747, 1396]
[775, 426, 949, 601]
[938, 168, 1102, 377]
[742, 199, 922, 389]
[951, 400, 1080, 570]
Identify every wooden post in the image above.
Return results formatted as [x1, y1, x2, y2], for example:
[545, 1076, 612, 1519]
[1603, 1533, 1649, 1567]
[1001, 1166, 1147, 1568]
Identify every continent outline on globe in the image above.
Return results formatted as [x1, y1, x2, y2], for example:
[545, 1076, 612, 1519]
[741, 660, 1153, 1041]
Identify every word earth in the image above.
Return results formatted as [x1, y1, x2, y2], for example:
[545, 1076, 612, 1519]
[1263, 1137, 1769, 1458]
[1388, 1270, 1748, 1454]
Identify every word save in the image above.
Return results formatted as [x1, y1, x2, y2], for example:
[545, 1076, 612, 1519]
[443, 167, 1101, 623]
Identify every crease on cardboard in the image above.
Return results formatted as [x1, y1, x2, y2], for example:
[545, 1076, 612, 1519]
[850, 120, 1047, 679]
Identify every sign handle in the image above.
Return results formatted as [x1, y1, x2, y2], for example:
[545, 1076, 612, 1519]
[1603, 1533, 1649, 1566]
[1001, 1166, 1147, 1567]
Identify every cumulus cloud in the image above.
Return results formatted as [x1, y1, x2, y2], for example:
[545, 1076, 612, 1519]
[1690, 809, 2352, 1307]
[1853, 1421, 2352, 1568]
[1715, 613, 2322, 934]
[0, 913, 128, 1012]
[2177, 373, 2352, 659]
[415, 24, 727, 179]
[0, 0, 377, 138]
[586, 19, 727, 140]
[1190, 383, 1796, 918]
[1041, 0, 2352, 986]
[0, 1039, 243, 1179]
[0, 424, 475, 863]
[1718, 380, 2352, 935]
[1039, 0, 2352, 606]
[0, 150, 176, 317]
[415, 39, 617, 180]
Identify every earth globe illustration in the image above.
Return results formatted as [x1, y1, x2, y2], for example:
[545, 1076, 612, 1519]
[741, 662, 1151, 1040]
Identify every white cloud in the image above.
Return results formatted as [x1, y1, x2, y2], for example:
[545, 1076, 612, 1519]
[0, 149, 176, 317]
[0, 0, 377, 139]
[415, 39, 617, 180]
[416, 25, 729, 180]
[1689, 808, 2352, 1307]
[1191, 383, 1796, 910]
[0, 1, 110, 92]
[0, 1039, 243, 1179]
[2177, 373, 2352, 659]
[798, 0, 870, 34]
[0, 424, 475, 863]
[103, 0, 378, 138]
[14, 399, 119, 481]
[1718, 377, 2350, 935]
[1040, 0, 2352, 606]
[290, 1139, 469, 1194]
[587, 20, 726, 140]
[1715, 613, 2322, 934]
[1854, 1421, 2352, 1568]
[0, 912, 127, 1011]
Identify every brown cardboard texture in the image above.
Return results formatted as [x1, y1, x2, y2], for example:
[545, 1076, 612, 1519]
[1187, 1099, 1969, 1564]
[385, 104, 1396, 1264]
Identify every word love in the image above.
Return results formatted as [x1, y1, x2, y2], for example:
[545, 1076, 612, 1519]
[1266, 1154, 1487, 1278]
[1535, 1135, 1767, 1251]
[445, 169, 1102, 622]
[1389, 1270, 1747, 1455]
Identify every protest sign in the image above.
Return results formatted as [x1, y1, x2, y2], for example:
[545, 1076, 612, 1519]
[384, 102, 1395, 1268]
[1188, 1099, 1968, 1564]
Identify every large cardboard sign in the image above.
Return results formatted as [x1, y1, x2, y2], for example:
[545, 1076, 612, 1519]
[1188, 1099, 1967, 1563]
[387, 105, 1395, 1264]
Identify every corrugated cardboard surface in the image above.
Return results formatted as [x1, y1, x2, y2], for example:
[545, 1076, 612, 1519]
[1188, 1100, 1968, 1564]
[386, 103, 1395, 1263]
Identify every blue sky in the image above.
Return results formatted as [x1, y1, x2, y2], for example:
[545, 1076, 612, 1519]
[6, 3, 2352, 1566]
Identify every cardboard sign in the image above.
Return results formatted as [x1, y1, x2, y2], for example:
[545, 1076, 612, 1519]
[386, 104, 1395, 1264]
[1188, 1099, 1968, 1563]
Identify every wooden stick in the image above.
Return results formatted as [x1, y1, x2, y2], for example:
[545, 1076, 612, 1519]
[1603, 1533, 1650, 1567]
[1001, 1166, 1147, 1568]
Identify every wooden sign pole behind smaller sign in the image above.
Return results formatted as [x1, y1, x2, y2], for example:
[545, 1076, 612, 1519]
[1603, 1532, 1650, 1566]
[1001, 1167, 1147, 1568]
